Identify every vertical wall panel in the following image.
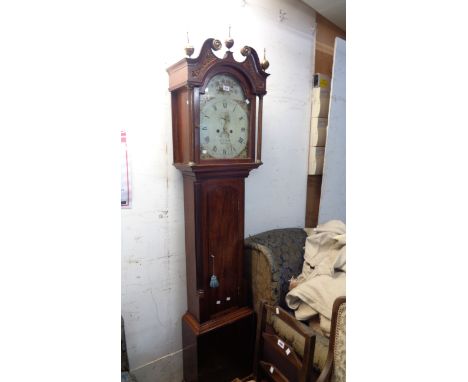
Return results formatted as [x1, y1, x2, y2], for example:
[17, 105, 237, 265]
[318, 38, 346, 224]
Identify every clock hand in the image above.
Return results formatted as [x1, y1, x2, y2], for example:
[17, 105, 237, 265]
[220, 116, 230, 137]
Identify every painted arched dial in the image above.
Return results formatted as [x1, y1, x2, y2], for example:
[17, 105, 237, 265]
[199, 74, 250, 159]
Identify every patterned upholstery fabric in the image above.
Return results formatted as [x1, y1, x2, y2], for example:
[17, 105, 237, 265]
[331, 303, 346, 382]
[244, 228, 307, 312]
[313, 334, 330, 372]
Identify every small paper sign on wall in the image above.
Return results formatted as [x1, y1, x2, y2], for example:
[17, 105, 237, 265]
[121, 130, 131, 208]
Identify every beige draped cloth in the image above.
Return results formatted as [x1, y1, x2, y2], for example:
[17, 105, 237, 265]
[285, 220, 346, 335]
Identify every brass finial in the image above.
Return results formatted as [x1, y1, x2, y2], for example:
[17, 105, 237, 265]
[261, 48, 270, 70]
[225, 25, 234, 50]
[184, 32, 194, 57]
[240, 46, 251, 57]
[212, 39, 222, 51]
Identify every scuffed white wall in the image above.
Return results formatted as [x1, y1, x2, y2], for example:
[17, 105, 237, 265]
[121, 1, 316, 381]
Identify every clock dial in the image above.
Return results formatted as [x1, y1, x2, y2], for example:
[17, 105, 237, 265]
[199, 74, 250, 159]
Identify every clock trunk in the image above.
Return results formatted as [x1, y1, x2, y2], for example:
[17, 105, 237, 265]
[183, 174, 247, 323]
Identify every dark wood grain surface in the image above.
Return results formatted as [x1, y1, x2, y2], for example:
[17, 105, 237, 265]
[168, 38, 269, 381]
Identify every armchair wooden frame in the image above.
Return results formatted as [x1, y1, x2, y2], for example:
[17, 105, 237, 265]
[316, 296, 346, 382]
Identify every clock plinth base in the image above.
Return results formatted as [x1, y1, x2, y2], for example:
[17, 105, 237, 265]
[182, 308, 255, 382]
[183, 306, 253, 335]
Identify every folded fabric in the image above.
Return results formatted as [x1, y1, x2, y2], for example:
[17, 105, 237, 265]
[303, 220, 346, 273]
[286, 272, 345, 335]
[288, 220, 346, 335]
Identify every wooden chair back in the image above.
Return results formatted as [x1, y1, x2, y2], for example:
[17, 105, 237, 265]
[253, 301, 318, 382]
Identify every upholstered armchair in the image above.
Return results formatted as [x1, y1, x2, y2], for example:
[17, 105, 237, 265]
[244, 228, 307, 314]
[244, 228, 345, 378]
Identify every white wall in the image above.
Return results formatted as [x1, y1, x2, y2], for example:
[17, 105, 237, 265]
[121, 1, 316, 380]
[318, 38, 346, 225]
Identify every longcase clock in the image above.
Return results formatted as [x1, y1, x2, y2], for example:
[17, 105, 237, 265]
[167, 37, 269, 382]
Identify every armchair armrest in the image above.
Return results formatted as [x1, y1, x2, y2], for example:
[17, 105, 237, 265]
[244, 228, 307, 314]
[316, 296, 346, 382]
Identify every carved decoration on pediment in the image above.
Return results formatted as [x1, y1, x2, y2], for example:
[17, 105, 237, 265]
[169, 38, 268, 94]
[190, 39, 220, 79]
[242, 56, 266, 92]
[191, 52, 218, 78]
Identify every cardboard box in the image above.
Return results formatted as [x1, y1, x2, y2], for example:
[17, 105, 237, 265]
[309, 117, 327, 147]
[311, 87, 330, 118]
[308, 146, 325, 175]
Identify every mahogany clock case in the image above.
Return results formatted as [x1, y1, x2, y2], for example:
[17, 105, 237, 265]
[167, 37, 269, 381]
